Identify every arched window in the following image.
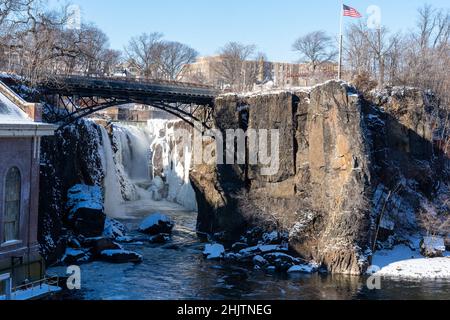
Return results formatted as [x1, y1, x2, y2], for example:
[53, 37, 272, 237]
[3, 167, 21, 243]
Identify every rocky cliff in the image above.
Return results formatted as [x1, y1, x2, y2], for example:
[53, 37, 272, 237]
[191, 81, 449, 275]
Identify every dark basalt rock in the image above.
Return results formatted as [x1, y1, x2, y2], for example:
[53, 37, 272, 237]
[66, 185, 106, 238]
[138, 214, 174, 236]
[89, 238, 123, 257]
[99, 249, 143, 264]
[67, 207, 106, 238]
[148, 233, 171, 244]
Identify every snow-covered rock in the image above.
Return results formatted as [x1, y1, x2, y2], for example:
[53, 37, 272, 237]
[239, 244, 288, 257]
[287, 263, 319, 274]
[99, 249, 143, 264]
[61, 248, 92, 265]
[253, 255, 268, 267]
[263, 252, 301, 271]
[138, 213, 174, 235]
[89, 238, 123, 256]
[262, 231, 284, 245]
[203, 244, 225, 260]
[420, 236, 446, 258]
[66, 184, 106, 237]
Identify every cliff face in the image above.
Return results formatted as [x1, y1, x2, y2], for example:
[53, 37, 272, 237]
[39, 120, 105, 262]
[192, 81, 448, 275]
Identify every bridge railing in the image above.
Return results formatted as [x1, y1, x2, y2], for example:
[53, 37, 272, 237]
[51, 74, 218, 91]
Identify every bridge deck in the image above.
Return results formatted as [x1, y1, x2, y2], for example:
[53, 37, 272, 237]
[41, 75, 218, 106]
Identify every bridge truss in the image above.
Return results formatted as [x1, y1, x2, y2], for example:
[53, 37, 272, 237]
[40, 76, 217, 130]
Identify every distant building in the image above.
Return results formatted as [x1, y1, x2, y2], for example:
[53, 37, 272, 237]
[182, 56, 338, 90]
[0, 81, 57, 298]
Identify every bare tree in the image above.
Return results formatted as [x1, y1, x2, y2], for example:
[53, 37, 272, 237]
[292, 30, 337, 72]
[213, 41, 257, 91]
[348, 23, 401, 89]
[125, 32, 163, 79]
[398, 5, 450, 105]
[157, 41, 198, 80]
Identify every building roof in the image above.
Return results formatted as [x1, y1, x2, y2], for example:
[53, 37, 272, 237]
[0, 91, 57, 137]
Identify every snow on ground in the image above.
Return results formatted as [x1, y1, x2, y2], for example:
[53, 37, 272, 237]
[371, 238, 450, 280]
[375, 257, 450, 279]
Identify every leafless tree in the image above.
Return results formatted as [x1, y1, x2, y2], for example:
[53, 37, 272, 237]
[292, 30, 337, 72]
[213, 41, 257, 91]
[346, 22, 402, 89]
[398, 5, 450, 105]
[157, 41, 198, 80]
[124, 32, 164, 79]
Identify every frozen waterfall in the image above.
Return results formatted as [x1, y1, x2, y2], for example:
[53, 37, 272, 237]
[99, 119, 198, 216]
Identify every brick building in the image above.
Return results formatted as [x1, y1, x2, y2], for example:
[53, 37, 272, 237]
[0, 81, 57, 298]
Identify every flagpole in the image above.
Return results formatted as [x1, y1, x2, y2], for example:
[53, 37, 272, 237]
[338, 0, 344, 80]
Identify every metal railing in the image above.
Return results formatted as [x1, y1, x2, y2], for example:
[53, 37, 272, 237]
[51, 74, 217, 90]
[0, 273, 12, 300]
[1, 274, 60, 300]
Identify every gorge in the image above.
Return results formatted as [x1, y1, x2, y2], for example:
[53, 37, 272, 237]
[35, 80, 450, 298]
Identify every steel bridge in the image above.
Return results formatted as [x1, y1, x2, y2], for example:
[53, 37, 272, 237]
[39, 75, 218, 129]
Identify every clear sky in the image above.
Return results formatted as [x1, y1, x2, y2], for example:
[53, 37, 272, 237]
[49, 0, 450, 62]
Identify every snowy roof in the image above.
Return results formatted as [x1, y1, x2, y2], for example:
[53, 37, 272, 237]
[0, 91, 57, 137]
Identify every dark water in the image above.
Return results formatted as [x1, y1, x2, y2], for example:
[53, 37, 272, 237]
[49, 203, 450, 300]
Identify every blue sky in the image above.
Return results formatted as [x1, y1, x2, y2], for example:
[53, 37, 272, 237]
[50, 0, 450, 62]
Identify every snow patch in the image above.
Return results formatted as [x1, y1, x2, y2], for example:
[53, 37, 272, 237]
[287, 263, 319, 274]
[203, 244, 225, 260]
[376, 257, 450, 279]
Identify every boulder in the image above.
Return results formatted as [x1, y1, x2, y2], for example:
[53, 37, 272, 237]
[287, 263, 319, 274]
[66, 185, 106, 238]
[99, 249, 143, 264]
[139, 213, 174, 235]
[420, 236, 446, 258]
[445, 237, 450, 251]
[231, 242, 248, 252]
[262, 231, 287, 245]
[61, 248, 92, 265]
[90, 238, 123, 256]
[148, 233, 171, 244]
[253, 255, 269, 268]
[239, 245, 288, 257]
[263, 252, 301, 272]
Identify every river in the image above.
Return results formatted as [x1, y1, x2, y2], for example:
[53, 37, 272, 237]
[48, 199, 450, 300]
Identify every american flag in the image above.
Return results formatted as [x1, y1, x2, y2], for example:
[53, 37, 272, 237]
[343, 4, 362, 18]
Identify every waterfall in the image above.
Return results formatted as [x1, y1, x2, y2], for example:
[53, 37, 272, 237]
[100, 119, 198, 213]
[99, 125, 124, 218]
